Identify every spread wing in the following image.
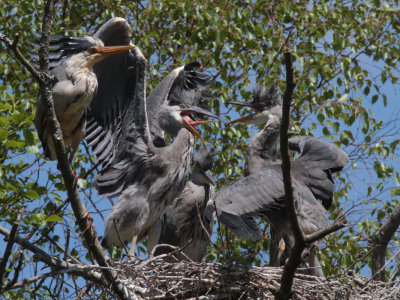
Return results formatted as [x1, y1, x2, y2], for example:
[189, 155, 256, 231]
[146, 62, 210, 147]
[289, 136, 349, 209]
[86, 35, 150, 197]
[90, 17, 134, 129]
[86, 17, 140, 169]
[205, 168, 301, 240]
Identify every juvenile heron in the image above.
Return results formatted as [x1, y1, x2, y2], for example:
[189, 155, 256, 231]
[206, 86, 349, 276]
[228, 86, 282, 175]
[147, 147, 215, 261]
[33, 18, 135, 163]
[84, 29, 218, 254]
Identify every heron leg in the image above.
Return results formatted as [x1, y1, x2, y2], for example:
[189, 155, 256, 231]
[128, 235, 138, 256]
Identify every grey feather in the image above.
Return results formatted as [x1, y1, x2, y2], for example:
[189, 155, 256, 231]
[148, 147, 215, 261]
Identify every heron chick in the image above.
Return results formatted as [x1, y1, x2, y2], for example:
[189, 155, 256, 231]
[33, 33, 134, 163]
[148, 147, 215, 261]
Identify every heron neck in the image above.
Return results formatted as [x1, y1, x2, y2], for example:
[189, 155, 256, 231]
[245, 117, 281, 175]
[162, 129, 195, 170]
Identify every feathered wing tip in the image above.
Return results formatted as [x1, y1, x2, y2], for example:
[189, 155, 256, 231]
[168, 62, 211, 106]
[204, 202, 261, 241]
[29, 35, 98, 70]
[289, 136, 349, 171]
[194, 147, 214, 171]
[252, 85, 282, 110]
[227, 85, 282, 110]
[93, 17, 131, 45]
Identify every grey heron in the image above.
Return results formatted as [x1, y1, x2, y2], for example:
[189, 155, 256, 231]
[32, 18, 135, 164]
[147, 147, 215, 261]
[83, 21, 218, 254]
[205, 86, 348, 276]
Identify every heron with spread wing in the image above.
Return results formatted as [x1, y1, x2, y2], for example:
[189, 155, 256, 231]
[205, 86, 348, 276]
[85, 18, 219, 255]
[147, 147, 215, 261]
[32, 18, 134, 164]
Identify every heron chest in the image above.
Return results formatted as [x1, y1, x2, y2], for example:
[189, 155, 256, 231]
[57, 73, 98, 137]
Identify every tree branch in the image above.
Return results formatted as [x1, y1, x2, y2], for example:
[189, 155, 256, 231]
[0, 225, 107, 288]
[0, 206, 26, 288]
[275, 47, 346, 300]
[276, 47, 304, 300]
[1, 1, 134, 298]
[370, 202, 400, 281]
[0, 34, 44, 84]
[304, 219, 347, 244]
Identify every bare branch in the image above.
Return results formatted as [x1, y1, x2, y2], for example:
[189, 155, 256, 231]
[0, 225, 107, 287]
[0, 1, 135, 298]
[370, 202, 400, 281]
[276, 47, 304, 300]
[0, 33, 44, 84]
[0, 205, 26, 287]
[304, 219, 347, 244]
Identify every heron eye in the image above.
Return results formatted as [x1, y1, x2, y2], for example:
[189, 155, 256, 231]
[88, 47, 98, 54]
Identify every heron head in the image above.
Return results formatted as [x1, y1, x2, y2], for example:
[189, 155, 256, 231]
[45, 36, 134, 72]
[227, 86, 282, 125]
[192, 147, 215, 185]
[158, 105, 219, 145]
[83, 40, 135, 68]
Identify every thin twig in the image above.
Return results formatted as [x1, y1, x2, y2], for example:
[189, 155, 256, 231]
[0, 34, 45, 84]
[0, 205, 26, 287]
[194, 200, 221, 253]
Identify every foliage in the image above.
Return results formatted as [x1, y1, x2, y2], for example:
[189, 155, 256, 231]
[0, 0, 399, 298]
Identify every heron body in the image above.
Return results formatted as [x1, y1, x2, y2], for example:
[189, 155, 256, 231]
[207, 86, 348, 276]
[83, 20, 217, 253]
[102, 128, 195, 247]
[33, 27, 134, 163]
[148, 147, 214, 261]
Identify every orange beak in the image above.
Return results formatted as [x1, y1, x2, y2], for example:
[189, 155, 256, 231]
[86, 45, 135, 67]
[182, 118, 207, 145]
[95, 45, 136, 55]
[227, 113, 257, 125]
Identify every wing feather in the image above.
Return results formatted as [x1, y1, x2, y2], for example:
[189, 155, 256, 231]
[87, 41, 151, 197]
[289, 136, 349, 208]
[206, 168, 301, 240]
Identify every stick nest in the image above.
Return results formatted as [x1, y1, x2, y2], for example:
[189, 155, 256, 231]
[102, 252, 400, 300]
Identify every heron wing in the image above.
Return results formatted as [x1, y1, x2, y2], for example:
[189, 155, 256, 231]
[89, 17, 134, 131]
[89, 45, 151, 198]
[146, 62, 210, 146]
[205, 168, 300, 240]
[289, 136, 349, 209]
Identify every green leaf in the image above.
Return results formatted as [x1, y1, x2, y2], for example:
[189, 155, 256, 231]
[25, 189, 39, 199]
[26, 145, 39, 154]
[46, 215, 63, 223]
[391, 188, 400, 197]
[338, 94, 348, 103]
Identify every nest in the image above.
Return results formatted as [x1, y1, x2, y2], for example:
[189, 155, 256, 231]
[105, 252, 400, 300]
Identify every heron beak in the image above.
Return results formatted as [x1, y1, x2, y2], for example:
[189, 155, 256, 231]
[227, 101, 254, 108]
[181, 105, 222, 120]
[96, 45, 135, 55]
[227, 110, 271, 125]
[86, 45, 135, 67]
[227, 113, 257, 125]
[203, 170, 214, 186]
[182, 117, 206, 145]
[190, 120, 212, 125]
